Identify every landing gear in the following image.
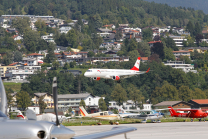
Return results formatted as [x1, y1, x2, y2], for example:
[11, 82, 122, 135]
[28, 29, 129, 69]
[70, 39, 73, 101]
[199, 118, 202, 122]
[114, 121, 119, 125]
[109, 121, 114, 125]
[157, 120, 161, 123]
[204, 118, 206, 122]
[151, 120, 156, 123]
[141, 119, 147, 123]
[191, 119, 194, 122]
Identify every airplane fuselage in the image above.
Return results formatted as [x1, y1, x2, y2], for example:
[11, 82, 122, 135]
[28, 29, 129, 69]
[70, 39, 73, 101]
[172, 110, 207, 118]
[84, 69, 142, 80]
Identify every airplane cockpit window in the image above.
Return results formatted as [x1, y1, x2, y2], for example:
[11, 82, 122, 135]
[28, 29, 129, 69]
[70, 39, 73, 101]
[100, 113, 103, 115]
[86, 70, 92, 72]
[104, 112, 108, 115]
[108, 111, 113, 115]
[0, 110, 7, 117]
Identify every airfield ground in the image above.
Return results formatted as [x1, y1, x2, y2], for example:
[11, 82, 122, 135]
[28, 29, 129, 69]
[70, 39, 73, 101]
[68, 122, 208, 139]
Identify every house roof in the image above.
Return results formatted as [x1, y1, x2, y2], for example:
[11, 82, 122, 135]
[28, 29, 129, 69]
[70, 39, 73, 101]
[63, 52, 77, 55]
[58, 93, 94, 99]
[148, 41, 162, 44]
[172, 51, 190, 53]
[141, 57, 148, 61]
[153, 101, 182, 107]
[190, 99, 208, 104]
[8, 62, 18, 66]
[12, 35, 18, 39]
[34, 93, 52, 97]
[54, 53, 61, 55]
[27, 53, 44, 56]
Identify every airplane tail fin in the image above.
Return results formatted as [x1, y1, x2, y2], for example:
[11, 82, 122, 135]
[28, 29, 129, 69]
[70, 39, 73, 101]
[79, 106, 89, 117]
[16, 110, 25, 119]
[168, 106, 177, 116]
[131, 57, 140, 71]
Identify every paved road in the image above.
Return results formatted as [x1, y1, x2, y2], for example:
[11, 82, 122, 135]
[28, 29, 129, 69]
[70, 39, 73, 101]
[68, 122, 208, 139]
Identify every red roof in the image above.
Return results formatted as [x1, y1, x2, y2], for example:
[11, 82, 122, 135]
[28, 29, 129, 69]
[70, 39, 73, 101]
[141, 57, 148, 61]
[191, 99, 208, 104]
[148, 41, 162, 44]
[54, 53, 61, 55]
[27, 53, 43, 56]
[8, 62, 18, 66]
[12, 35, 18, 39]
[63, 52, 77, 55]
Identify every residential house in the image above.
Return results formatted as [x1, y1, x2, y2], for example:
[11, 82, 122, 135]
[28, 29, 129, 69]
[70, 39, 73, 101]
[188, 99, 208, 109]
[102, 24, 115, 29]
[5, 69, 36, 80]
[32, 93, 54, 109]
[103, 34, 116, 42]
[97, 28, 112, 37]
[6, 28, 17, 33]
[172, 50, 191, 59]
[169, 35, 187, 47]
[141, 57, 149, 62]
[185, 47, 208, 53]
[164, 60, 197, 73]
[55, 53, 62, 58]
[1, 24, 10, 28]
[13, 35, 23, 41]
[82, 19, 88, 25]
[148, 40, 162, 47]
[154, 101, 192, 109]
[62, 52, 81, 59]
[0, 66, 17, 78]
[76, 52, 88, 58]
[58, 93, 104, 114]
[59, 26, 72, 34]
[27, 53, 44, 60]
[22, 57, 42, 66]
[55, 46, 67, 53]
[41, 34, 55, 43]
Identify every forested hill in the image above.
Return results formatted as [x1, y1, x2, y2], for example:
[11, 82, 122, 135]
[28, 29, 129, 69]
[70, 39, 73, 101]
[144, 0, 208, 14]
[0, 0, 208, 27]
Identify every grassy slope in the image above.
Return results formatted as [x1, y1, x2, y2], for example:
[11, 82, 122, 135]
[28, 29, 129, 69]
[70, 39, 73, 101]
[3, 82, 22, 92]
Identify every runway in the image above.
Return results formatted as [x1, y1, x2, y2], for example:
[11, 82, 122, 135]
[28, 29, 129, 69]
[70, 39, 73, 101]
[68, 122, 208, 139]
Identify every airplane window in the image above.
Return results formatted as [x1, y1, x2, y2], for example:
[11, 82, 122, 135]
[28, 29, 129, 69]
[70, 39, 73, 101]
[0, 111, 7, 117]
[100, 113, 103, 115]
[86, 70, 92, 72]
[104, 112, 108, 115]
[108, 111, 113, 115]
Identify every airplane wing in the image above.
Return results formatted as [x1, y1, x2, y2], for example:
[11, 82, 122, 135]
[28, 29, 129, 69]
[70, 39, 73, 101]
[72, 126, 137, 139]
[174, 109, 198, 112]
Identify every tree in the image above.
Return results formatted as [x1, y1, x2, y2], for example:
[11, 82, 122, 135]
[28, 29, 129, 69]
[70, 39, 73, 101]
[63, 62, 70, 70]
[44, 43, 56, 63]
[6, 88, 14, 112]
[52, 61, 60, 70]
[192, 88, 206, 99]
[111, 84, 127, 106]
[13, 51, 22, 62]
[186, 21, 194, 36]
[23, 30, 40, 52]
[164, 37, 178, 51]
[12, 17, 30, 34]
[194, 22, 201, 37]
[178, 86, 193, 102]
[87, 51, 95, 57]
[138, 41, 151, 57]
[142, 28, 153, 42]
[154, 35, 160, 41]
[70, 61, 76, 68]
[39, 96, 47, 114]
[16, 91, 31, 111]
[195, 34, 203, 45]
[2, 51, 13, 66]
[79, 99, 86, 108]
[98, 97, 107, 111]
[66, 29, 77, 48]
[127, 84, 144, 108]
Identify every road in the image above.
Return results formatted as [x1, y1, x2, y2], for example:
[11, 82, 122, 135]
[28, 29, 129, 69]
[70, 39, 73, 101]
[68, 122, 208, 139]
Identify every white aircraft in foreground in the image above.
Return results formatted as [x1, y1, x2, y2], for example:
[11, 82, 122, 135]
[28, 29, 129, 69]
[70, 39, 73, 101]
[84, 57, 150, 81]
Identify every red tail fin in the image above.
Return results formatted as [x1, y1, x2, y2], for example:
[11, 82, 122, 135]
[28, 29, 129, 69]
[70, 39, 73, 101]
[168, 106, 177, 116]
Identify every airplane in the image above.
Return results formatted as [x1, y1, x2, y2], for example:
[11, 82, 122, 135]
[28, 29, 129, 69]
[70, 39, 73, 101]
[84, 57, 150, 81]
[0, 77, 137, 139]
[124, 109, 167, 123]
[168, 106, 208, 122]
[79, 106, 120, 124]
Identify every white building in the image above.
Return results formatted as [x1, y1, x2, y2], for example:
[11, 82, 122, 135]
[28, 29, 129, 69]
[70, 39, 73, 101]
[57, 93, 104, 109]
[164, 60, 197, 73]
[27, 53, 44, 60]
[172, 50, 190, 59]
[59, 27, 72, 34]
[13, 35, 23, 41]
[109, 100, 152, 111]
[1, 24, 10, 28]
[169, 36, 187, 47]
[5, 69, 36, 80]
[41, 34, 55, 43]
[28, 106, 40, 114]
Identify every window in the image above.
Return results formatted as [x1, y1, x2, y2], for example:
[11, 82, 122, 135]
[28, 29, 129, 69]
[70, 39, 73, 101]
[89, 98, 91, 101]
[104, 112, 108, 115]
[100, 113, 103, 116]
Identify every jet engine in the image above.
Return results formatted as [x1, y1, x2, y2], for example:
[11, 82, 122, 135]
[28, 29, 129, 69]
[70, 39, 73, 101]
[112, 76, 120, 81]
[93, 77, 101, 81]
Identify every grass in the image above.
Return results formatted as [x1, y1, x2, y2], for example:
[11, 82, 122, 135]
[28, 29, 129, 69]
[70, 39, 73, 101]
[3, 82, 22, 92]
[62, 116, 208, 126]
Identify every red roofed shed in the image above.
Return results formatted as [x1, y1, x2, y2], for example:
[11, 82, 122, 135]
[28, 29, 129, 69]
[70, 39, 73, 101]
[188, 99, 208, 109]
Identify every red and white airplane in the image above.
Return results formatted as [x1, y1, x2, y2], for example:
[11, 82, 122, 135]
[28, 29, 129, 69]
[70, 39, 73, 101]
[84, 57, 150, 81]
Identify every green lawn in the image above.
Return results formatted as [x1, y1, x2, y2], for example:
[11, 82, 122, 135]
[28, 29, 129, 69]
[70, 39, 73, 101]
[3, 82, 22, 92]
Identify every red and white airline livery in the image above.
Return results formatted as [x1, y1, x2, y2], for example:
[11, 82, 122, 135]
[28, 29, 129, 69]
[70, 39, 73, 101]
[84, 57, 150, 81]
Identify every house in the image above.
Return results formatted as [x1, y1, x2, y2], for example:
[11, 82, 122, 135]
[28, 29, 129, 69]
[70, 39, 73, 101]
[57, 93, 104, 114]
[103, 34, 116, 42]
[154, 101, 192, 109]
[97, 28, 112, 37]
[76, 52, 88, 58]
[41, 34, 55, 43]
[1, 24, 10, 28]
[55, 46, 67, 53]
[148, 41, 162, 47]
[13, 35, 23, 41]
[6, 28, 17, 33]
[0, 66, 17, 78]
[22, 57, 39, 66]
[102, 24, 115, 29]
[31, 93, 54, 109]
[172, 50, 191, 59]
[169, 36, 187, 47]
[62, 52, 81, 59]
[5, 69, 36, 80]
[59, 26, 72, 34]
[188, 99, 208, 109]
[185, 47, 208, 53]
[141, 57, 148, 62]
[27, 53, 44, 60]
[109, 100, 152, 111]
[164, 60, 197, 73]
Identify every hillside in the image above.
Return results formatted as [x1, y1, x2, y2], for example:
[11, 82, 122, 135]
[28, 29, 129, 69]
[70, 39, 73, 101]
[144, 0, 208, 14]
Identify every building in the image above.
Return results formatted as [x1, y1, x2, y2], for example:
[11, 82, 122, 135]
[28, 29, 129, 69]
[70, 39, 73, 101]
[57, 93, 103, 114]
[41, 34, 55, 43]
[188, 99, 208, 109]
[5, 69, 36, 80]
[27, 53, 44, 60]
[28, 106, 40, 114]
[172, 50, 190, 59]
[0, 66, 17, 78]
[169, 36, 187, 47]
[164, 60, 197, 73]
[148, 41, 162, 47]
[31, 93, 54, 109]
[154, 101, 192, 109]
[185, 47, 208, 53]
[109, 100, 152, 111]
[59, 27, 72, 34]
